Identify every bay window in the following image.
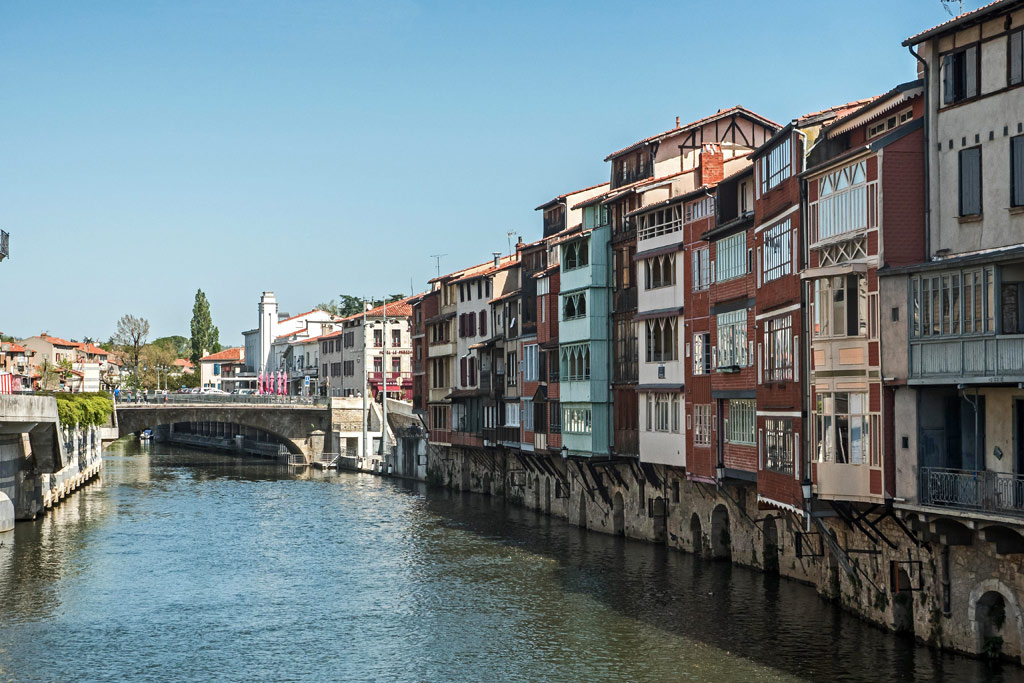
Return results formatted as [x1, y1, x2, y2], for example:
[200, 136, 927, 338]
[715, 232, 747, 283]
[693, 404, 712, 446]
[763, 315, 793, 382]
[813, 274, 867, 338]
[762, 219, 792, 282]
[725, 399, 755, 445]
[716, 309, 749, 367]
[764, 418, 794, 475]
[910, 267, 995, 337]
[760, 137, 791, 193]
[815, 392, 878, 466]
[646, 317, 678, 362]
[645, 253, 676, 289]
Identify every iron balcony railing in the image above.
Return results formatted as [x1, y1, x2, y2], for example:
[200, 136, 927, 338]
[920, 467, 1024, 518]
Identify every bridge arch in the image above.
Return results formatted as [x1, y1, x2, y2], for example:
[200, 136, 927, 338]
[115, 404, 329, 457]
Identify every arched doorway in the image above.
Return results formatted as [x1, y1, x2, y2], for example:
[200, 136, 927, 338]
[762, 515, 779, 574]
[690, 513, 703, 556]
[893, 568, 914, 636]
[652, 496, 667, 544]
[578, 493, 588, 529]
[976, 591, 1009, 659]
[711, 504, 731, 560]
[612, 492, 625, 536]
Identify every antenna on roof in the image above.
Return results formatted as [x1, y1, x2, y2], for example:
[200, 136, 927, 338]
[940, 0, 962, 17]
[506, 230, 515, 256]
[430, 254, 447, 279]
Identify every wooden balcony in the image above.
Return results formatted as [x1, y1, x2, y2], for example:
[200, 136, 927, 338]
[615, 429, 639, 457]
[910, 335, 1024, 383]
[499, 425, 520, 444]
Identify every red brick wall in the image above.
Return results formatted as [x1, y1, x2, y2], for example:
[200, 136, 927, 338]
[880, 128, 926, 267]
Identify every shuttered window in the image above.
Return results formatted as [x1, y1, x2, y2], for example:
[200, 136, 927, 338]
[959, 147, 982, 216]
[1012, 136, 1024, 207]
[942, 45, 978, 104]
[1010, 29, 1023, 87]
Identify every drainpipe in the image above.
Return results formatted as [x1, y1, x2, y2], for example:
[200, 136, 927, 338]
[796, 127, 815, 516]
[907, 45, 931, 257]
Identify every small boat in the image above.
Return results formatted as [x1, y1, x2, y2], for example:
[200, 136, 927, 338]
[139, 429, 153, 441]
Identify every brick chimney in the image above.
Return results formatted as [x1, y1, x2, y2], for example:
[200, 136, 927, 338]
[699, 143, 724, 186]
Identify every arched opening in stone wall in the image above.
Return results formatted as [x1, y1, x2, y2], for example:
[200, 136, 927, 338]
[534, 475, 540, 509]
[711, 504, 731, 560]
[893, 568, 914, 637]
[160, 421, 300, 456]
[545, 477, 551, 514]
[612, 491, 625, 536]
[690, 513, 703, 556]
[482, 471, 492, 495]
[652, 496, 667, 544]
[976, 591, 1010, 660]
[762, 514, 779, 574]
[578, 493, 588, 529]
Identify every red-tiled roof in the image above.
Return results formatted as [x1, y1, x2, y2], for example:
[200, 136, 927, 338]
[278, 309, 339, 324]
[903, 0, 1012, 46]
[75, 342, 108, 356]
[39, 335, 76, 347]
[2, 342, 26, 353]
[534, 181, 610, 210]
[200, 347, 244, 362]
[173, 358, 193, 369]
[430, 255, 518, 284]
[276, 328, 308, 340]
[571, 170, 691, 210]
[796, 96, 881, 125]
[604, 106, 783, 161]
[452, 257, 518, 283]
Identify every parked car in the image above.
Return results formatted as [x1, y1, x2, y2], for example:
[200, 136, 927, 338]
[232, 388, 255, 395]
[199, 387, 227, 395]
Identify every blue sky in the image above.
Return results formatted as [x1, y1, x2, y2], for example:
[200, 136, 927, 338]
[0, 0, 964, 344]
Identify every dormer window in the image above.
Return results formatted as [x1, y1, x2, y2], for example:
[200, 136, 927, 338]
[867, 108, 913, 139]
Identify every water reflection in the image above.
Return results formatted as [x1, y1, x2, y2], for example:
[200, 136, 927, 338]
[0, 440, 1018, 682]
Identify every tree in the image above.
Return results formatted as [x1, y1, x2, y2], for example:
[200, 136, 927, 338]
[189, 289, 220, 364]
[152, 335, 190, 357]
[113, 314, 150, 389]
[318, 295, 365, 318]
[139, 342, 177, 390]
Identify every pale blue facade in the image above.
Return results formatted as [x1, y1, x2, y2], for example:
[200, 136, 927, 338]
[559, 206, 612, 456]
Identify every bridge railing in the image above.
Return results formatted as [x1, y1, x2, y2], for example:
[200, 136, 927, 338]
[116, 394, 330, 407]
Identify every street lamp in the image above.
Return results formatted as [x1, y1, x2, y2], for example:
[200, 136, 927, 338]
[561, 445, 569, 460]
[801, 478, 813, 501]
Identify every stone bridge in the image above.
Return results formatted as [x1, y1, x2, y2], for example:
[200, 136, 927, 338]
[115, 400, 334, 459]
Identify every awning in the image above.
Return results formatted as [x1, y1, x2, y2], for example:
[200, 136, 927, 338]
[634, 306, 684, 322]
[633, 243, 684, 261]
[636, 384, 684, 392]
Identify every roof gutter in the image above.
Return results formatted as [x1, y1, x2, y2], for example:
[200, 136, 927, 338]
[907, 44, 931, 259]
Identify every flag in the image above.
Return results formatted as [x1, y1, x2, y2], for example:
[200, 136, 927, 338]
[0, 373, 13, 395]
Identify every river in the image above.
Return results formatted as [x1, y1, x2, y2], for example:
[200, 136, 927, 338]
[0, 440, 1020, 682]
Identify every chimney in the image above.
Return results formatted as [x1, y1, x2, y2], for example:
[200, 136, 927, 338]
[698, 143, 724, 186]
[675, 116, 680, 128]
[492, 252, 501, 268]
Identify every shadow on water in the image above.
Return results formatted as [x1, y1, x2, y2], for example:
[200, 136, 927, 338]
[390, 478, 1023, 683]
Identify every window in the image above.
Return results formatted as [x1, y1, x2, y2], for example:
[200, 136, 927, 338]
[763, 315, 793, 382]
[550, 401, 561, 433]
[959, 147, 982, 216]
[686, 196, 715, 222]
[692, 247, 710, 290]
[725, 400, 755, 445]
[564, 407, 592, 434]
[760, 137, 791, 193]
[867, 108, 913, 139]
[523, 344, 539, 382]
[1012, 28, 1024, 87]
[391, 329, 401, 347]
[715, 232, 746, 283]
[479, 311, 487, 337]
[813, 160, 870, 242]
[716, 309, 749, 367]
[645, 253, 676, 289]
[506, 351, 518, 386]
[322, 363, 328, 377]
[693, 333, 710, 375]
[645, 317, 677, 362]
[373, 356, 383, 373]
[762, 219, 792, 282]
[563, 292, 587, 320]
[505, 402, 520, 427]
[343, 360, 354, 376]
[391, 357, 401, 373]
[564, 239, 589, 270]
[646, 393, 678, 432]
[583, 204, 608, 230]
[560, 343, 590, 381]
[522, 398, 533, 433]
[637, 205, 683, 240]
[430, 406, 447, 431]
[942, 44, 978, 104]
[910, 267, 995, 337]
[373, 329, 383, 347]
[344, 331, 354, 348]
[813, 274, 867, 338]
[764, 418, 794, 474]
[431, 357, 448, 388]
[1012, 136, 1024, 207]
[815, 392, 873, 465]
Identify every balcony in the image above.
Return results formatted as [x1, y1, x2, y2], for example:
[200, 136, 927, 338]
[920, 467, 1024, 519]
[910, 335, 1024, 382]
[499, 425, 520, 443]
[368, 371, 413, 386]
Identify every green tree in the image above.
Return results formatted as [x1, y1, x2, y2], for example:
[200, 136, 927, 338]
[113, 314, 150, 390]
[139, 343, 178, 390]
[318, 295, 366, 318]
[189, 289, 221, 364]
[152, 335, 190, 357]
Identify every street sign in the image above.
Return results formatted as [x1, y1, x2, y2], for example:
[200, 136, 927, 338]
[304, 376, 310, 387]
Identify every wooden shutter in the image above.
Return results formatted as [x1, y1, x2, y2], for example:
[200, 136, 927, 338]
[1012, 30, 1023, 86]
[460, 357, 467, 386]
[479, 311, 487, 336]
[965, 46, 977, 99]
[1013, 136, 1024, 207]
[959, 147, 982, 216]
[942, 54, 954, 104]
